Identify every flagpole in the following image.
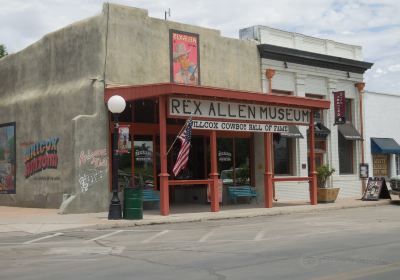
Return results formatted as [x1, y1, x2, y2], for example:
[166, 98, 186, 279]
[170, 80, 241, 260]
[166, 118, 189, 156]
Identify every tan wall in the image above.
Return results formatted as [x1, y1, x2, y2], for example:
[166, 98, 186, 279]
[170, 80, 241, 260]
[105, 4, 262, 92]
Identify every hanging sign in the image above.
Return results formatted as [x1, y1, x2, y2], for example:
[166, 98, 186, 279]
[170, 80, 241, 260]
[361, 177, 391, 201]
[333, 91, 345, 124]
[118, 126, 130, 154]
[359, 163, 369, 179]
[168, 97, 310, 125]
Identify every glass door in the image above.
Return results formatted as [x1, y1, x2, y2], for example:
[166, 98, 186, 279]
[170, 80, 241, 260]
[133, 135, 155, 188]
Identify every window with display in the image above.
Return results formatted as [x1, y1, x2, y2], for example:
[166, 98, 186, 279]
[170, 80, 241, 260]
[218, 138, 251, 186]
[274, 137, 293, 175]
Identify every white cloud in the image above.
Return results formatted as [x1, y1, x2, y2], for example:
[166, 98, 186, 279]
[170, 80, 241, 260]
[0, 0, 399, 93]
[388, 64, 400, 72]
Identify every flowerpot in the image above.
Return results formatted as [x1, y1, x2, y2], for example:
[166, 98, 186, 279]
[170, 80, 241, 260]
[317, 187, 340, 203]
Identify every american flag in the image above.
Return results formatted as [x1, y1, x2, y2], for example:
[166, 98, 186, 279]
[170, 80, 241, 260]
[172, 118, 193, 177]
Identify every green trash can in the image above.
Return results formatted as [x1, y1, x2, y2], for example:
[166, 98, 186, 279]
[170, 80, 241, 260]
[123, 186, 143, 220]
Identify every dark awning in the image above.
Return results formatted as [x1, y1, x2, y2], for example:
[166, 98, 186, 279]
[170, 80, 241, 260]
[281, 125, 304, 138]
[338, 123, 362, 140]
[371, 138, 400, 154]
[315, 123, 331, 138]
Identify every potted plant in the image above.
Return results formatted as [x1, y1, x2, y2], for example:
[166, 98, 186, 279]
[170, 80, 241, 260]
[316, 165, 340, 203]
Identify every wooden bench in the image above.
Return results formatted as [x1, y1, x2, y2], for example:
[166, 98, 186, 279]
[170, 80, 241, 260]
[143, 189, 160, 209]
[228, 186, 258, 204]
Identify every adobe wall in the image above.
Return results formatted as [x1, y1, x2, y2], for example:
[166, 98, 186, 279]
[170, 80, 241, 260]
[0, 8, 110, 213]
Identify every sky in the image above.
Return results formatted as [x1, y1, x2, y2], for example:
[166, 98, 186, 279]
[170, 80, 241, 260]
[1, 0, 399, 94]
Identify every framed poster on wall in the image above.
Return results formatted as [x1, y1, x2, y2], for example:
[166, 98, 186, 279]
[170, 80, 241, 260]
[0, 122, 16, 194]
[170, 29, 200, 85]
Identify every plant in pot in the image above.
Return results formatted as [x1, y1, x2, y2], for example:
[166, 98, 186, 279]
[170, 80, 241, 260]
[316, 165, 340, 203]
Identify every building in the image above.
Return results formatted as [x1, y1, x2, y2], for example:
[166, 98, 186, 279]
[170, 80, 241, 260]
[0, 4, 372, 214]
[240, 26, 372, 200]
[364, 91, 400, 179]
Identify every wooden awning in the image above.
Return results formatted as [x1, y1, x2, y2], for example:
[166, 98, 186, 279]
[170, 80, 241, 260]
[105, 83, 330, 110]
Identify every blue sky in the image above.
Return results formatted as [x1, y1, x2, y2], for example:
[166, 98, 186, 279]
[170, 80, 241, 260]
[1, 0, 399, 94]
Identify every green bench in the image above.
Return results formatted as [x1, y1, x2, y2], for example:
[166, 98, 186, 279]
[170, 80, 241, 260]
[143, 189, 160, 209]
[228, 186, 258, 204]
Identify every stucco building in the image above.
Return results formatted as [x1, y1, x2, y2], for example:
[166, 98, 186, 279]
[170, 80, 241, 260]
[0, 4, 374, 214]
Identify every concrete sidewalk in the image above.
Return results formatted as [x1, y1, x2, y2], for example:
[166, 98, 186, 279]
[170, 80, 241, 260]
[0, 197, 397, 234]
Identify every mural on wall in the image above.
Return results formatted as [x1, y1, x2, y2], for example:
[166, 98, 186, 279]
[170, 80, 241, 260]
[170, 29, 200, 85]
[0, 122, 16, 194]
[78, 149, 108, 193]
[24, 137, 59, 178]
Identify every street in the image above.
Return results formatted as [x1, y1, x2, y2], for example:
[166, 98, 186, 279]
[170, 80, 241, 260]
[1, 204, 400, 280]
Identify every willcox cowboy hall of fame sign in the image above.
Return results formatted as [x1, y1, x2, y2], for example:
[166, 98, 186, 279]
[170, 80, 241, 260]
[168, 97, 310, 133]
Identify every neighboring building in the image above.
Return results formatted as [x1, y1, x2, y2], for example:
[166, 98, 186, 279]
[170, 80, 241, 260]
[0, 4, 374, 214]
[364, 91, 400, 179]
[240, 26, 373, 200]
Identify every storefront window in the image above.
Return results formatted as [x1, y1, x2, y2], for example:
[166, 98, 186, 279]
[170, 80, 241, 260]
[235, 138, 250, 185]
[274, 137, 292, 175]
[218, 138, 250, 186]
[134, 136, 154, 188]
[116, 130, 132, 189]
[118, 102, 133, 122]
[338, 98, 356, 174]
[338, 133, 354, 174]
[345, 99, 352, 123]
[133, 99, 157, 123]
[396, 154, 400, 175]
[218, 138, 234, 186]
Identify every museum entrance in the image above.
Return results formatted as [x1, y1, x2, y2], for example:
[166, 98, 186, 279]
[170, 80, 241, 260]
[114, 119, 253, 208]
[106, 83, 330, 215]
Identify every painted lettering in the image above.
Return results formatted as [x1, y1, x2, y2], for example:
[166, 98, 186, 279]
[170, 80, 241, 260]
[171, 99, 180, 114]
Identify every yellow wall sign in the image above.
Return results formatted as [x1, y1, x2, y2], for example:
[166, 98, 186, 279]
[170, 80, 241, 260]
[373, 154, 389, 177]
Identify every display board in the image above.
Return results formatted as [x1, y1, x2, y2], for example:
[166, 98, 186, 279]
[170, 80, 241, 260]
[361, 177, 391, 201]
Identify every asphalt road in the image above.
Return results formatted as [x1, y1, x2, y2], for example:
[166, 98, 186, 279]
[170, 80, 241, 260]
[1, 204, 400, 280]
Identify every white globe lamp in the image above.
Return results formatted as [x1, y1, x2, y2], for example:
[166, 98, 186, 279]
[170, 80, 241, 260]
[107, 95, 126, 113]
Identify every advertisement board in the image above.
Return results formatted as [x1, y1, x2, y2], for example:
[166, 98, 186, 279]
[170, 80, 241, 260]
[0, 122, 16, 194]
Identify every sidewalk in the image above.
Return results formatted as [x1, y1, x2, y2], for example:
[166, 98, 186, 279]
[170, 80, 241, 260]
[0, 197, 397, 234]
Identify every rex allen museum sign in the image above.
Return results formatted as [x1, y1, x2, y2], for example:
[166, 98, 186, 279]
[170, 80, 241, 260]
[168, 97, 310, 133]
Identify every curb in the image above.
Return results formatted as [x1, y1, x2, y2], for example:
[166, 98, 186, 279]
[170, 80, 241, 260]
[93, 199, 392, 230]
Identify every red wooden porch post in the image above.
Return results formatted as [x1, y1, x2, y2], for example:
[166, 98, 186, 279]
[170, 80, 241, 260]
[264, 133, 273, 208]
[209, 130, 219, 212]
[159, 96, 170, 215]
[309, 112, 317, 205]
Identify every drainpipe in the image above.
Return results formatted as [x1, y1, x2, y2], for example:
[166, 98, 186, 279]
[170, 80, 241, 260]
[356, 82, 366, 193]
[265, 69, 277, 200]
[266, 69, 276, 94]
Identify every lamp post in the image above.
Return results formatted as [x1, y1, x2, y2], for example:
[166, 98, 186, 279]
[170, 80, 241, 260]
[107, 95, 126, 220]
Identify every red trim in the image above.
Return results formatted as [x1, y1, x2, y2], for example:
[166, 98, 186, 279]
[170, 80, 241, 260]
[264, 133, 273, 208]
[309, 112, 317, 205]
[105, 83, 330, 110]
[273, 177, 311, 182]
[168, 179, 212, 186]
[159, 96, 169, 215]
[209, 130, 219, 212]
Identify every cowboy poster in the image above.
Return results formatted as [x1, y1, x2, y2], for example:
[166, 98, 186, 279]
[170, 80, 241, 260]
[0, 123, 16, 194]
[118, 125, 130, 154]
[170, 30, 200, 85]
